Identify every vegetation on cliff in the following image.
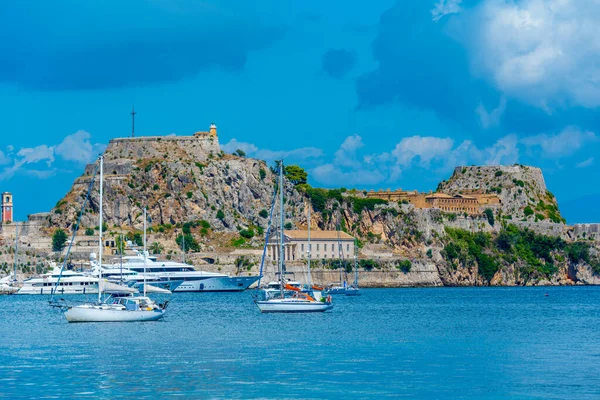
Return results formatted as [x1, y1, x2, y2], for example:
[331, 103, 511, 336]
[442, 224, 600, 284]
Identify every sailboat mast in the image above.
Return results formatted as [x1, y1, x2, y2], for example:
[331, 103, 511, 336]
[307, 204, 312, 288]
[354, 240, 358, 286]
[13, 222, 18, 281]
[337, 211, 343, 285]
[279, 160, 284, 298]
[120, 234, 123, 284]
[143, 208, 147, 297]
[98, 155, 104, 303]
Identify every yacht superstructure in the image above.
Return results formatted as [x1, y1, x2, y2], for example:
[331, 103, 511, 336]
[18, 266, 99, 295]
[102, 253, 260, 292]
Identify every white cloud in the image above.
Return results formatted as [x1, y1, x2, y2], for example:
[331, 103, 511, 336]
[476, 97, 507, 129]
[576, 157, 594, 168]
[521, 126, 596, 158]
[392, 136, 454, 167]
[0, 131, 106, 180]
[468, 0, 600, 108]
[221, 139, 258, 155]
[334, 134, 364, 167]
[254, 147, 323, 162]
[221, 138, 322, 164]
[311, 163, 386, 186]
[432, 0, 463, 22]
[0, 150, 10, 165]
[0, 145, 55, 180]
[17, 145, 55, 166]
[55, 130, 106, 164]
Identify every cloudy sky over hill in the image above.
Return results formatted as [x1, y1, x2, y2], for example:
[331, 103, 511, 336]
[1, 0, 599, 222]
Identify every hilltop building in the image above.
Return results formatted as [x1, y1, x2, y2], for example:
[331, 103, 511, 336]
[267, 230, 355, 262]
[194, 123, 217, 137]
[365, 188, 500, 215]
[2, 192, 13, 223]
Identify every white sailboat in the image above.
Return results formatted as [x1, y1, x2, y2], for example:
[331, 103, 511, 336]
[60, 156, 167, 322]
[345, 241, 361, 296]
[324, 215, 349, 295]
[255, 160, 333, 313]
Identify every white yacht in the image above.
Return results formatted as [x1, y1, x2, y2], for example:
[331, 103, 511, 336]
[64, 294, 166, 322]
[102, 253, 260, 292]
[17, 265, 99, 295]
[254, 161, 332, 313]
[0, 275, 19, 295]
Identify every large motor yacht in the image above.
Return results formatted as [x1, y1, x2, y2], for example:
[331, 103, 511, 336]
[102, 253, 260, 292]
[17, 264, 99, 295]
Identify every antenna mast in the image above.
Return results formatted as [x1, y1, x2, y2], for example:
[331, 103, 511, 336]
[131, 106, 137, 137]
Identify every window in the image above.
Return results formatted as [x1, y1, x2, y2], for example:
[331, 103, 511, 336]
[301, 244, 304, 251]
[347, 244, 350, 252]
[317, 244, 320, 251]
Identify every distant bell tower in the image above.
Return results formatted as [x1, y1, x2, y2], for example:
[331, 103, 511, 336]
[1, 192, 13, 223]
[209, 123, 217, 137]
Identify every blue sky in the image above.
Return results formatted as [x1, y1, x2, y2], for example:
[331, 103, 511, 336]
[1, 0, 599, 223]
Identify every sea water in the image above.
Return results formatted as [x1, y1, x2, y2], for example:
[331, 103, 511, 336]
[1, 287, 599, 399]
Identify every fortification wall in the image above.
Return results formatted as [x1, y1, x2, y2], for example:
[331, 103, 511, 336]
[572, 224, 600, 241]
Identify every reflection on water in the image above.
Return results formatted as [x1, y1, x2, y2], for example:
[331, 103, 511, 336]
[1, 287, 599, 398]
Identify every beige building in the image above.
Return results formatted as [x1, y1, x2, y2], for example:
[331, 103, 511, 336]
[365, 188, 501, 215]
[267, 230, 355, 262]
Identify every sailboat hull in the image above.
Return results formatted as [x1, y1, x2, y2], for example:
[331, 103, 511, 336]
[65, 305, 165, 323]
[255, 299, 333, 313]
[345, 287, 361, 296]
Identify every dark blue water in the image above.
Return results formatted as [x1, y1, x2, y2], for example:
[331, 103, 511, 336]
[1, 287, 599, 399]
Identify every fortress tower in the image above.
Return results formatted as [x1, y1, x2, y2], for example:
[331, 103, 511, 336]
[2, 192, 13, 223]
[194, 122, 218, 137]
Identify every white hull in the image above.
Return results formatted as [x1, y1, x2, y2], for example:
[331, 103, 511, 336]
[65, 305, 165, 322]
[345, 287, 361, 296]
[17, 285, 99, 295]
[255, 299, 333, 313]
[173, 276, 260, 292]
[325, 286, 346, 295]
[0, 284, 19, 295]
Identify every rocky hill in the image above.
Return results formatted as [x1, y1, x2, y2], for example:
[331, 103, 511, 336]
[47, 135, 305, 238]
[437, 165, 564, 223]
[26, 132, 599, 287]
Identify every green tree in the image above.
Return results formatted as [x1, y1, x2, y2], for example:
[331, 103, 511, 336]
[234, 149, 246, 157]
[52, 229, 68, 252]
[259, 209, 269, 218]
[84, 227, 94, 236]
[483, 208, 495, 226]
[150, 242, 164, 254]
[239, 229, 255, 239]
[234, 256, 253, 275]
[284, 222, 293, 229]
[176, 234, 200, 253]
[216, 209, 225, 220]
[284, 165, 308, 185]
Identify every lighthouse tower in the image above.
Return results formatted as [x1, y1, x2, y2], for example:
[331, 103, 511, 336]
[2, 192, 13, 223]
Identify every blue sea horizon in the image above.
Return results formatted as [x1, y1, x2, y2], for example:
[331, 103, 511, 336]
[1, 287, 599, 399]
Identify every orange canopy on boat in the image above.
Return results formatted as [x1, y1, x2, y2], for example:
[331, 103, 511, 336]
[285, 284, 301, 292]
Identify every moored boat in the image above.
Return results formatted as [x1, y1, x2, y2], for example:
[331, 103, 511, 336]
[254, 160, 332, 313]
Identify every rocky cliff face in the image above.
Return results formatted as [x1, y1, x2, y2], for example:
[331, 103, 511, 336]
[38, 135, 599, 287]
[437, 165, 564, 223]
[48, 135, 305, 234]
